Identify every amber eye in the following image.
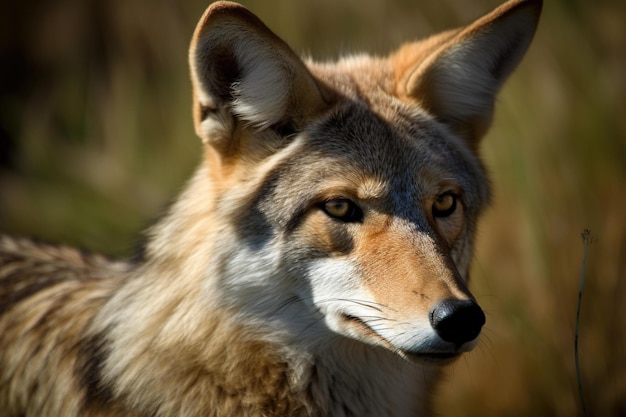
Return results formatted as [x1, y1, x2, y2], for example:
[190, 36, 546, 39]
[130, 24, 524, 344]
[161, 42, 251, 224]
[322, 199, 363, 223]
[432, 192, 458, 218]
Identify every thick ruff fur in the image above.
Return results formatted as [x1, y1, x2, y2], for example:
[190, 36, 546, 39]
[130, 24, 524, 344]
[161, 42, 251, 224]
[0, 1, 541, 416]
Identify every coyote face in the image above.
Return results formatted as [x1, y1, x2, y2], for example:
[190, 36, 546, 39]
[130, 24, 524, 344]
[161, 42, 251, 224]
[0, 1, 542, 416]
[186, 0, 540, 365]
[214, 97, 490, 364]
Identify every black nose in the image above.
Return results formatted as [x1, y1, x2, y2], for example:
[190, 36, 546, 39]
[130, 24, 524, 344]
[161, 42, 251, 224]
[429, 299, 485, 345]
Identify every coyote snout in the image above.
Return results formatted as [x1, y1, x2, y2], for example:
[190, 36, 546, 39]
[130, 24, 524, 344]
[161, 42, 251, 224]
[338, 296, 486, 365]
[330, 256, 485, 364]
[303, 203, 487, 364]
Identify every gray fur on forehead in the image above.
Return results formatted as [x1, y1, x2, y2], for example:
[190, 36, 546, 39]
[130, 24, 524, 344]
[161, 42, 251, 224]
[288, 101, 490, 205]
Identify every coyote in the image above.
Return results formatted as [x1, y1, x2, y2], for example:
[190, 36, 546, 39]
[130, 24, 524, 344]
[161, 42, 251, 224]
[0, 1, 541, 416]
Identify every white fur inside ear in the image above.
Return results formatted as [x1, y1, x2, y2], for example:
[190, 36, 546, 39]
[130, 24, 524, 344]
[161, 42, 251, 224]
[409, 5, 539, 137]
[420, 25, 534, 132]
[231, 43, 290, 129]
[429, 37, 500, 123]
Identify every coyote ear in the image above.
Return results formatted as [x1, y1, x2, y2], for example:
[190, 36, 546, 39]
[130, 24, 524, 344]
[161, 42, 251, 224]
[395, 0, 542, 146]
[189, 1, 328, 145]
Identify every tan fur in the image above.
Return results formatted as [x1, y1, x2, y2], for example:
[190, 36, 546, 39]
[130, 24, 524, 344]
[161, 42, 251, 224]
[0, 1, 542, 416]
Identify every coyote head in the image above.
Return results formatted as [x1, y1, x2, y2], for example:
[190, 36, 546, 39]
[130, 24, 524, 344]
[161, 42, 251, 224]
[160, 0, 542, 365]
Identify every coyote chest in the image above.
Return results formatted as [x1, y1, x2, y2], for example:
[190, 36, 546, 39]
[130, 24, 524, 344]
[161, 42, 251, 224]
[0, 1, 541, 416]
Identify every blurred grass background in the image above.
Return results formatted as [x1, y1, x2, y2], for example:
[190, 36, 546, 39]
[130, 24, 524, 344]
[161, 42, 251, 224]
[0, 0, 624, 415]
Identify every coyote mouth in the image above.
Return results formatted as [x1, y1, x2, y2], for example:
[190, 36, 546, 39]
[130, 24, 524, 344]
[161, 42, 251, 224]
[401, 350, 460, 366]
[341, 314, 394, 349]
[340, 314, 461, 366]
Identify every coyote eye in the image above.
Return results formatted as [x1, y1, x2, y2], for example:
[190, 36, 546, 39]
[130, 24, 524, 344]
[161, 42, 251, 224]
[432, 192, 458, 218]
[322, 199, 363, 223]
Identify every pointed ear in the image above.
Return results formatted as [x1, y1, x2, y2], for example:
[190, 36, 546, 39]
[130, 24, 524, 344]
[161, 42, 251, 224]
[394, 0, 542, 146]
[189, 1, 329, 145]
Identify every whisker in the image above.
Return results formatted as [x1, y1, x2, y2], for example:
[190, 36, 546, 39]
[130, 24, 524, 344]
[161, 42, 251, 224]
[314, 298, 389, 312]
[358, 316, 394, 323]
